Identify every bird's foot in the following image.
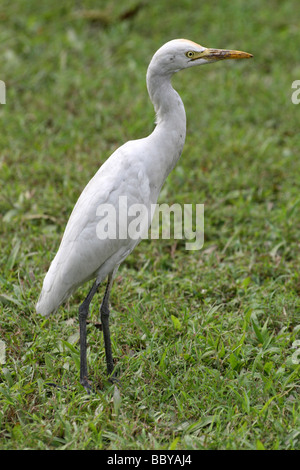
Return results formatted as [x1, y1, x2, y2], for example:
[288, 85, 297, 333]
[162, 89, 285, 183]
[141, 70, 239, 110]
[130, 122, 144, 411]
[108, 370, 121, 387]
[80, 377, 93, 394]
[45, 382, 69, 391]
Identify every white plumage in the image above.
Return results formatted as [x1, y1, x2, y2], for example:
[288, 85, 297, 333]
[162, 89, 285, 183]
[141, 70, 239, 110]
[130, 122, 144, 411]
[36, 39, 252, 391]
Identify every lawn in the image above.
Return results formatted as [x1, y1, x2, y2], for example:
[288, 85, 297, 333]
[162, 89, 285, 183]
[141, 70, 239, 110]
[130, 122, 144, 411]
[0, 0, 299, 450]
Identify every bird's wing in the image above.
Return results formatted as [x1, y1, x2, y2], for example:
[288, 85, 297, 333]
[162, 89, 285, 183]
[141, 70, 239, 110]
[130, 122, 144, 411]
[36, 141, 152, 315]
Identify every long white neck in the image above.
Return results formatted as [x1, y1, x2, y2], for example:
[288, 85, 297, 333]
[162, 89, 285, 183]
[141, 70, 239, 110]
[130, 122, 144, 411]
[145, 64, 186, 181]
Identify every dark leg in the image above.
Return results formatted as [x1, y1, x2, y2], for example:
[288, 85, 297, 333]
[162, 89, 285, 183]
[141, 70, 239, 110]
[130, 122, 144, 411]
[100, 272, 116, 381]
[79, 281, 99, 392]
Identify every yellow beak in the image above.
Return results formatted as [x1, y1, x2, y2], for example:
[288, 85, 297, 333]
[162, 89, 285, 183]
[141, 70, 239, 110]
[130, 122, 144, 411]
[195, 48, 253, 61]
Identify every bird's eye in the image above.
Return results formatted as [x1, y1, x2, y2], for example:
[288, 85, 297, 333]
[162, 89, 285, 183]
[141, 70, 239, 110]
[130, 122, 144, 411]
[186, 51, 195, 59]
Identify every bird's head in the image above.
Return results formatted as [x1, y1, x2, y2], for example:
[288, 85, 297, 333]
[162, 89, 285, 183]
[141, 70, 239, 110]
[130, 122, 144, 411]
[150, 39, 252, 75]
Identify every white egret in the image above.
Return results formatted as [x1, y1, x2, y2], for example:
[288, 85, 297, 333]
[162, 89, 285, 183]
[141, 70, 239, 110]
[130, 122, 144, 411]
[36, 39, 252, 391]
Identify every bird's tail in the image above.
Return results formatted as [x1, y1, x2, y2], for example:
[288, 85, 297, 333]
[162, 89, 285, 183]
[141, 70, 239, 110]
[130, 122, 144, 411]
[35, 260, 72, 317]
[35, 289, 61, 317]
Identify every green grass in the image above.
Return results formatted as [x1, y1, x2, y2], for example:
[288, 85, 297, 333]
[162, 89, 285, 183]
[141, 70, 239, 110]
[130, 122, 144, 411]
[0, 0, 300, 450]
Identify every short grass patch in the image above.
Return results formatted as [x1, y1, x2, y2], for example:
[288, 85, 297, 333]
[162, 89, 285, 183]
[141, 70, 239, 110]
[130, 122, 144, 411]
[0, 0, 299, 450]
